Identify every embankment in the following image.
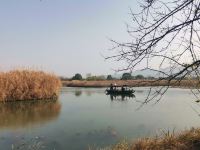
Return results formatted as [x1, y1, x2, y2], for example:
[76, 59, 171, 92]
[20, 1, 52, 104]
[62, 80, 199, 88]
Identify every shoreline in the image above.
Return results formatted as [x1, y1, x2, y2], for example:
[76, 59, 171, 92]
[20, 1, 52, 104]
[62, 80, 199, 89]
[98, 128, 200, 150]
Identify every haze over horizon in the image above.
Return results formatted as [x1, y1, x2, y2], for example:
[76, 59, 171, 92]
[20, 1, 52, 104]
[0, 0, 140, 77]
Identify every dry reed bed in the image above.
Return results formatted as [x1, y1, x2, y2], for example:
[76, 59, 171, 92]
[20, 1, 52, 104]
[63, 80, 199, 88]
[0, 70, 61, 102]
[98, 128, 200, 150]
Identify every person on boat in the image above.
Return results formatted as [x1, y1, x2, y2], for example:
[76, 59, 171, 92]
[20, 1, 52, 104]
[121, 86, 125, 92]
[110, 83, 113, 90]
[114, 83, 117, 90]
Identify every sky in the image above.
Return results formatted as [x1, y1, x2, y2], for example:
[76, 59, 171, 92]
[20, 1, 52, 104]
[0, 0, 139, 77]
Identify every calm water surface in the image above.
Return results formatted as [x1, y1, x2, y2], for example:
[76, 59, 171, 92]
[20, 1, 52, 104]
[0, 87, 200, 150]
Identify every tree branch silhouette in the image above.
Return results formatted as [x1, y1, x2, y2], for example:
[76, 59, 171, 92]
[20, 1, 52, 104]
[107, 0, 200, 102]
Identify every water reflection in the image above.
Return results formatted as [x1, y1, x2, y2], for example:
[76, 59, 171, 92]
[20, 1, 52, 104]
[69, 126, 120, 150]
[74, 91, 82, 97]
[85, 91, 92, 96]
[0, 100, 61, 129]
[86, 126, 119, 139]
[63, 87, 136, 101]
[109, 94, 136, 101]
[61, 87, 105, 96]
[135, 90, 144, 93]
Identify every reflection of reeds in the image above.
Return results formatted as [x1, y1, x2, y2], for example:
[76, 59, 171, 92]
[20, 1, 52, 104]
[0, 70, 61, 101]
[0, 100, 61, 128]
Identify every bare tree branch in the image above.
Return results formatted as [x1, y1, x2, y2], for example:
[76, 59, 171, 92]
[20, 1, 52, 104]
[107, 0, 200, 103]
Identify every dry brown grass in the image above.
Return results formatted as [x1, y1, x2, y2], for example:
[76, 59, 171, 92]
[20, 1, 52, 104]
[99, 128, 200, 150]
[0, 70, 61, 101]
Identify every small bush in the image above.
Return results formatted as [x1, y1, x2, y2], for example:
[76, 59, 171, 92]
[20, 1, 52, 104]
[86, 76, 106, 81]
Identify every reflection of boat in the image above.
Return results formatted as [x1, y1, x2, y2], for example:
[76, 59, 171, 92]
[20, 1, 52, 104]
[105, 85, 135, 96]
[110, 94, 135, 101]
[106, 89, 134, 95]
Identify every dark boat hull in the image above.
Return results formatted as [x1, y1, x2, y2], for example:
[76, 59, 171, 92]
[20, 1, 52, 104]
[106, 89, 134, 95]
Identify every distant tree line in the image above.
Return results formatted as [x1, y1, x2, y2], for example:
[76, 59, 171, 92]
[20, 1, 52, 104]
[86, 75, 106, 81]
[60, 73, 157, 81]
[121, 73, 155, 80]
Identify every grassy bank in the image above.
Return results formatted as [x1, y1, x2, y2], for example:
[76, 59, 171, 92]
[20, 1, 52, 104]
[0, 70, 61, 102]
[97, 128, 200, 150]
[62, 79, 199, 88]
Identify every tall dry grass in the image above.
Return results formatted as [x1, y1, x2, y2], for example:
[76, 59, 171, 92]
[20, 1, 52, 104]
[0, 70, 61, 101]
[98, 128, 200, 150]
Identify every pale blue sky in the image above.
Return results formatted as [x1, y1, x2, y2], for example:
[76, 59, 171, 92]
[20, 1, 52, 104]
[0, 0, 138, 77]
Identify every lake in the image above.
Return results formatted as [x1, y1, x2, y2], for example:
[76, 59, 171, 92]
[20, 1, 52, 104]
[0, 87, 200, 150]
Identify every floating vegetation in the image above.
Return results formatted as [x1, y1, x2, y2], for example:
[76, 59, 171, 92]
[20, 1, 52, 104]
[0, 70, 61, 102]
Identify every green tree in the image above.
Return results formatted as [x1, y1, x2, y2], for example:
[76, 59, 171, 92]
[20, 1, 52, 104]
[107, 75, 113, 80]
[121, 73, 132, 80]
[72, 73, 82, 80]
[135, 74, 144, 80]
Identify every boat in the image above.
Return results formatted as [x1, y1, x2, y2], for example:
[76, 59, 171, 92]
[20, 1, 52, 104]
[105, 85, 135, 96]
